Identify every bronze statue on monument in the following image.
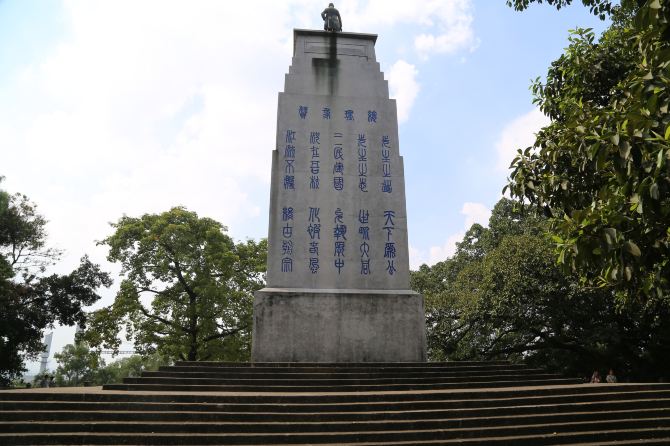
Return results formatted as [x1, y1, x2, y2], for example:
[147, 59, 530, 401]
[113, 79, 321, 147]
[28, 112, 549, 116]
[322, 3, 342, 32]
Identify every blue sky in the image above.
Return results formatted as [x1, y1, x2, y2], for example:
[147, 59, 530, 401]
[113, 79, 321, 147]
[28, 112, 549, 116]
[0, 0, 609, 372]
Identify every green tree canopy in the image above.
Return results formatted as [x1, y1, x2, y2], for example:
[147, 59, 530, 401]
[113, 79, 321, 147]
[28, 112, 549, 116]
[0, 179, 111, 387]
[412, 198, 670, 379]
[506, 0, 615, 19]
[505, 0, 670, 305]
[84, 207, 267, 362]
[54, 343, 104, 386]
[96, 353, 169, 385]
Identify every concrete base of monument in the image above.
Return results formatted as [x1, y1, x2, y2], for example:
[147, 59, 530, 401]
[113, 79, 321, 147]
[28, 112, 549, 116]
[251, 288, 427, 362]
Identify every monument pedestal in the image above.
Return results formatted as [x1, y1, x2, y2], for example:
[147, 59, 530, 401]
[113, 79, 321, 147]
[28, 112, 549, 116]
[252, 288, 426, 362]
[252, 29, 426, 363]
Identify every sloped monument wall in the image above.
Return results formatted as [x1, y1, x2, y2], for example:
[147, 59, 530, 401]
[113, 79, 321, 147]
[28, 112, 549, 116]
[252, 29, 426, 362]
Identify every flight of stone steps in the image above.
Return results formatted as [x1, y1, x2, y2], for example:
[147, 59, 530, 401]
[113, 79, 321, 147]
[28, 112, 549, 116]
[103, 360, 581, 392]
[1, 361, 669, 445]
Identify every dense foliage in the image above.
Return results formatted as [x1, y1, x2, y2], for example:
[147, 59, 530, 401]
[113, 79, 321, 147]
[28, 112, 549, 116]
[506, 0, 670, 305]
[51, 344, 167, 386]
[95, 353, 169, 384]
[413, 199, 670, 380]
[53, 343, 104, 386]
[84, 207, 266, 362]
[0, 179, 111, 387]
[507, 0, 614, 19]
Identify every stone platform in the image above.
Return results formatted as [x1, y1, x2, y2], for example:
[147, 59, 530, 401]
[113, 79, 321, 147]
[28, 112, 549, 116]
[2, 362, 670, 445]
[252, 288, 426, 362]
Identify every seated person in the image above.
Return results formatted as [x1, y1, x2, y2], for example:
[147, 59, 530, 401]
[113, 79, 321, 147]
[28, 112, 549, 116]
[606, 369, 617, 383]
[590, 370, 601, 383]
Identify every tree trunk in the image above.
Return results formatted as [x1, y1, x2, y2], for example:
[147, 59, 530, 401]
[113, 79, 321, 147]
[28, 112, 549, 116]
[187, 294, 198, 361]
[187, 338, 197, 361]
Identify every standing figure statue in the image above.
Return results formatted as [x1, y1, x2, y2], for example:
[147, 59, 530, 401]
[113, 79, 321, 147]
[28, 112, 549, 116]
[322, 3, 342, 32]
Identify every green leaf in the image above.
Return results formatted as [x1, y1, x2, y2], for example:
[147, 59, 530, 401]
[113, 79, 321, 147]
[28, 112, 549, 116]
[650, 183, 659, 200]
[619, 141, 631, 159]
[624, 241, 641, 257]
[611, 133, 620, 145]
[603, 228, 617, 246]
[658, 149, 665, 168]
[588, 142, 601, 160]
[624, 266, 633, 281]
[665, 125, 670, 140]
[649, 0, 661, 9]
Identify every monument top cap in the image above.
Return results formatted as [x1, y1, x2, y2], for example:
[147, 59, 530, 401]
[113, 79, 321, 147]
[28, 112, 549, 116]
[292, 29, 378, 59]
[293, 28, 378, 46]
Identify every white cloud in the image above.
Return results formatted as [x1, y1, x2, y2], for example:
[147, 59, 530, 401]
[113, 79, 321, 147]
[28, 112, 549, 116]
[343, 0, 477, 59]
[3, 0, 479, 371]
[461, 202, 491, 228]
[428, 231, 465, 264]
[410, 201, 491, 268]
[3, 1, 290, 253]
[387, 60, 420, 123]
[412, 1, 478, 58]
[495, 108, 550, 172]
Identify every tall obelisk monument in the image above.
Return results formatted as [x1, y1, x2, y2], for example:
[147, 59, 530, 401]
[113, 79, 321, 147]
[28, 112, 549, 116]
[252, 28, 426, 362]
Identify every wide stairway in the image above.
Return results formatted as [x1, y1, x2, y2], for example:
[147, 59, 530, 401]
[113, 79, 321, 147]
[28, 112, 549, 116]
[104, 360, 580, 392]
[1, 361, 669, 445]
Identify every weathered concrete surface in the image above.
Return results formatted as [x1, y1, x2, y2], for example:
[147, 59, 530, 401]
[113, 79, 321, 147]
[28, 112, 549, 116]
[252, 288, 426, 362]
[253, 29, 425, 362]
[266, 92, 410, 289]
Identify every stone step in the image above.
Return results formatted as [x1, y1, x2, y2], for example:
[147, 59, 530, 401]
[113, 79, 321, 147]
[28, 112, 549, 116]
[2, 424, 670, 445]
[122, 372, 566, 385]
[146, 368, 550, 379]
[2, 413, 670, 434]
[202, 437, 670, 446]
[3, 392, 670, 416]
[4, 392, 670, 417]
[100, 361, 588, 392]
[5, 384, 669, 404]
[159, 364, 529, 373]
[102, 377, 585, 392]
[1, 405, 669, 426]
[4, 397, 670, 422]
[554, 441, 670, 446]
[3, 380, 670, 444]
[171, 361, 514, 367]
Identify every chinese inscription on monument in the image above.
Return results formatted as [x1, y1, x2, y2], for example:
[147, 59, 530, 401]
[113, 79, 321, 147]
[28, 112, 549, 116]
[252, 27, 425, 362]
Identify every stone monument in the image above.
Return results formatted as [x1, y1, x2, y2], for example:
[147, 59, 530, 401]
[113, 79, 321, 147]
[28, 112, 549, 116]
[251, 28, 426, 362]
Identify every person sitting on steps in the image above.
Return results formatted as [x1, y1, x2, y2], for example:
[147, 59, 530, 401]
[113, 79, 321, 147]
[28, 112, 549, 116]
[590, 370, 601, 383]
[606, 369, 618, 383]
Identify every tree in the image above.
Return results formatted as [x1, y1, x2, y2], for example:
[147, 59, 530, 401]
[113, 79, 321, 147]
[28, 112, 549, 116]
[84, 207, 267, 362]
[96, 353, 169, 385]
[505, 0, 670, 305]
[412, 198, 670, 379]
[0, 179, 112, 387]
[507, 0, 615, 19]
[54, 343, 104, 386]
